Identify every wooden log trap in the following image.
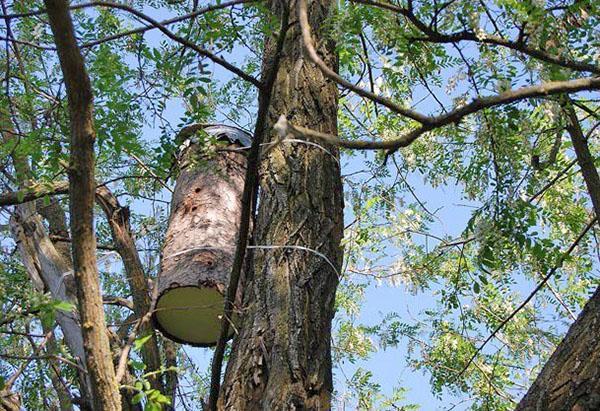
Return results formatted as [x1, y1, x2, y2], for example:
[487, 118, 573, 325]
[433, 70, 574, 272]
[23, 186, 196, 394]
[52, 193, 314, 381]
[152, 124, 252, 346]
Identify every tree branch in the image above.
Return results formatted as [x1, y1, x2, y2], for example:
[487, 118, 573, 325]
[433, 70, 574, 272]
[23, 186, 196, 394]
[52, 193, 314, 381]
[0, 176, 159, 207]
[0, 1, 261, 87]
[274, 76, 600, 153]
[298, 0, 429, 124]
[456, 217, 597, 379]
[44, 0, 121, 408]
[0, 181, 69, 207]
[562, 98, 600, 219]
[80, 0, 259, 49]
[351, 0, 600, 75]
[95, 186, 163, 392]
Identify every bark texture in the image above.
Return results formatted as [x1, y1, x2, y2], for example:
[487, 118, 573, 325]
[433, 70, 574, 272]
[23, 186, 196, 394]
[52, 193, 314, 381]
[516, 286, 600, 410]
[45, 0, 121, 408]
[163, 339, 179, 409]
[516, 103, 600, 410]
[154, 140, 247, 346]
[96, 187, 163, 391]
[0, 390, 20, 411]
[219, 0, 343, 408]
[0, 181, 69, 206]
[564, 102, 600, 217]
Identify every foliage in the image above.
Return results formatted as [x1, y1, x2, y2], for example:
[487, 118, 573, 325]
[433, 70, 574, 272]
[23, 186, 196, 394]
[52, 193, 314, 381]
[0, 0, 598, 409]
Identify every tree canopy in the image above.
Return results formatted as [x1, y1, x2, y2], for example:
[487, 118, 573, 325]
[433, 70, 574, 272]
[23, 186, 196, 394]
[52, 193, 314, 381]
[0, 0, 599, 409]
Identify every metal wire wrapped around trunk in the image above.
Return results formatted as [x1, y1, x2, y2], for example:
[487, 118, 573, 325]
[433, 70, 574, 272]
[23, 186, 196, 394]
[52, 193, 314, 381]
[153, 125, 251, 347]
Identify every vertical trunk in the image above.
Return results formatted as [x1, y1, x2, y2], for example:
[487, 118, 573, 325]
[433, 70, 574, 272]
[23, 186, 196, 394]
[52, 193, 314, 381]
[219, 0, 343, 408]
[44, 0, 121, 409]
[515, 287, 600, 410]
[564, 101, 600, 217]
[163, 339, 179, 410]
[516, 103, 600, 410]
[37, 198, 72, 264]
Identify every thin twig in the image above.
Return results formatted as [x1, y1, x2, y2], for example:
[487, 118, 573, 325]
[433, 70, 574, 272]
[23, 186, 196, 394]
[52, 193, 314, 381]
[456, 217, 597, 378]
[3, 330, 53, 389]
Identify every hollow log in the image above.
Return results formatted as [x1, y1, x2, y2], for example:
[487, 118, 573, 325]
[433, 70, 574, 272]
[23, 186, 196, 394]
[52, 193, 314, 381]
[153, 125, 251, 346]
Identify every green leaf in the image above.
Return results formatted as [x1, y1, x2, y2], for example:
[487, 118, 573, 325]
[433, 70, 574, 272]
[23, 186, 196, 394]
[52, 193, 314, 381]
[129, 360, 146, 371]
[131, 392, 144, 405]
[144, 401, 161, 411]
[52, 300, 76, 313]
[134, 334, 152, 351]
[40, 310, 56, 329]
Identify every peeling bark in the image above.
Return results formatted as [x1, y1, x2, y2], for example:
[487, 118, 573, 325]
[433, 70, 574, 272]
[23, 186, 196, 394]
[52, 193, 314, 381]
[219, 0, 343, 408]
[9, 204, 93, 406]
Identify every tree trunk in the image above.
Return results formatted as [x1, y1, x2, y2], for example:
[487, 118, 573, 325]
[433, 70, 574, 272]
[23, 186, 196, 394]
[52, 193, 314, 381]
[2, 65, 93, 410]
[42, 327, 75, 411]
[0, 390, 20, 411]
[516, 102, 600, 410]
[45, 0, 121, 408]
[219, 0, 343, 408]
[163, 339, 179, 410]
[515, 286, 600, 410]
[564, 101, 600, 217]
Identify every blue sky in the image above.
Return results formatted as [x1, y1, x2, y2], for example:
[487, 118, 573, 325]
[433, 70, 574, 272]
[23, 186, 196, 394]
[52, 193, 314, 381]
[128, 10, 479, 409]
[95, 3, 594, 409]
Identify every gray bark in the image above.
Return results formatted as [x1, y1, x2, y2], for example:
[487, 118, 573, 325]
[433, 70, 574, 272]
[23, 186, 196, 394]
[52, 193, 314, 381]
[9, 203, 93, 406]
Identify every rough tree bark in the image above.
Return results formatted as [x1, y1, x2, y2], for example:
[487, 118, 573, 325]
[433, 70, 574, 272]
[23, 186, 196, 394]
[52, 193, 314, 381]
[516, 102, 600, 410]
[44, 0, 121, 409]
[218, 0, 343, 408]
[0, 389, 20, 411]
[96, 187, 163, 391]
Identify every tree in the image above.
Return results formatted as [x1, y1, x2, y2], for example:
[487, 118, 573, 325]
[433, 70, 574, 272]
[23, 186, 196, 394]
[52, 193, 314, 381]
[0, 0, 599, 410]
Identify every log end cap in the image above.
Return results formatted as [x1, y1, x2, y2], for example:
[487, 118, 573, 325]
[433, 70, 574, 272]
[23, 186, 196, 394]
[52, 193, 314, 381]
[152, 286, 234, 347]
